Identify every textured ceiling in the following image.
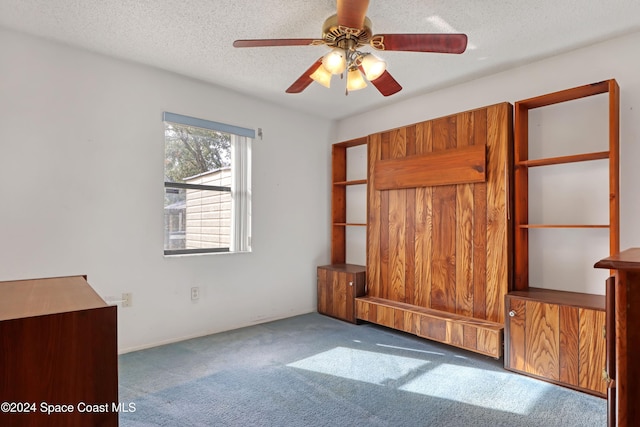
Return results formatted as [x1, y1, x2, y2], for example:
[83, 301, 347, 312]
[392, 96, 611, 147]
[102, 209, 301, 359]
[1, 0, 640, 120]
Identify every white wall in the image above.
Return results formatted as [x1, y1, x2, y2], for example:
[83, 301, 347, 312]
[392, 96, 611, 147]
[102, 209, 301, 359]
[3, 26, 639, 352]
[0, 28, 333, 353]
[336, 31, 640, 295]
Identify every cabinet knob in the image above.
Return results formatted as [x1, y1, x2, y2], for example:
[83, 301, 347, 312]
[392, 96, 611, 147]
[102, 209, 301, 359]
[348, 281, 353, 287]
[509, 310, 517, 317]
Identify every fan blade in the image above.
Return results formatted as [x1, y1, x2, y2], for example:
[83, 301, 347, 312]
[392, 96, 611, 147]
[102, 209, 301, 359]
[233, 39, 321, 48]
[370, 33, 468, 54]
[286, 59, 324, 94]
[366, 69, 402, 97]
[337, 0, 370, 29]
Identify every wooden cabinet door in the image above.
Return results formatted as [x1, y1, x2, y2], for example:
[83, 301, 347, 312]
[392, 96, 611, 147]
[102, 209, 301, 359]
[317, 268, 347, 320]
[525, 300, 560, 380]
[577, 308, 606, 395]
[506, 297, 561, 380]
[506, 296, 527, 371]
[505, 294, 606, 396]
[317, 265, 365, 323]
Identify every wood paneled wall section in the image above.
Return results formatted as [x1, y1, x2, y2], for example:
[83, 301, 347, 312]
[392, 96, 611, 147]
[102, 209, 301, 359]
[367, 103, 513, 324]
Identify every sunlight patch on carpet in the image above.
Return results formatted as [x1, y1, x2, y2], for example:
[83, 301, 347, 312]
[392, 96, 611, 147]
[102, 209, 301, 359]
[375, 343, 447, 357]
[399, 363, 552, 415]
[287, 346, 429, 385]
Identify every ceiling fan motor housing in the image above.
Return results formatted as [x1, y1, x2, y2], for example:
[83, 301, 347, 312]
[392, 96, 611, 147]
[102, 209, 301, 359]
[322, 14, 372, 50]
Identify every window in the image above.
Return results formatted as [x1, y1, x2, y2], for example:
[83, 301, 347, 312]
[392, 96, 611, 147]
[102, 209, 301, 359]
[163, 112, 253, 255]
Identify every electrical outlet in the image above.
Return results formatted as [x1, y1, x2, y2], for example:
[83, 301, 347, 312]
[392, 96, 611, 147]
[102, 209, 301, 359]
[191, 287, 200, 301]
[122, 292, 132, 308]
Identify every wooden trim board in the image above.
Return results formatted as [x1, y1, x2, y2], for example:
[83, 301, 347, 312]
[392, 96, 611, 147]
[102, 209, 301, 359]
[374, 144, 486, 190]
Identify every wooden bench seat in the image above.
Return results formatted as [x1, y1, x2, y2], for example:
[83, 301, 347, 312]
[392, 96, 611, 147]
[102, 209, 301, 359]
[356, 297, 504, 358]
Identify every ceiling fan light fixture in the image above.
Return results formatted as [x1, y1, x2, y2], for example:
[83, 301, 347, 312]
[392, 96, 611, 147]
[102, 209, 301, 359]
[310, 65, 332, 88]
[233, 2, 467, 96]
[361, 53, 386, 81]
[346, 68, 367, 91]
[322, 48, 347, 74]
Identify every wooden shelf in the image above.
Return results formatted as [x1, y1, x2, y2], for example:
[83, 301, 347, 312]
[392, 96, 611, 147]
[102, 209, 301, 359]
[517, 151, 609, 167]
[516, 79, 611, 109]
[334, 179, 367, 186]
[519, 224, 610, 229]
[331, 136, 368, 264]
[513, 79, 619, 291]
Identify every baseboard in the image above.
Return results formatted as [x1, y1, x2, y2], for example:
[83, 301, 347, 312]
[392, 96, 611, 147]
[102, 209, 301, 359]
[117, 307, 316, 354]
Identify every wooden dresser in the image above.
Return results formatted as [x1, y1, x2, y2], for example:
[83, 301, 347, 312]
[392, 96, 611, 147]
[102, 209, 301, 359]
[595, 248, 640, 427]
[0, 275, 118, 427]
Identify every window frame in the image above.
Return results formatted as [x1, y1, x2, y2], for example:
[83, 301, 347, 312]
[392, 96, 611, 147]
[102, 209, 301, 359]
[162, 112, 254, 256]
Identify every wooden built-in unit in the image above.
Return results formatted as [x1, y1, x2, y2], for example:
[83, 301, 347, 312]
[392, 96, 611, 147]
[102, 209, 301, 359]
[595, 248, 640, 427]
[317, 264, 366, 323]
[331, 136, 368, 265]
[322, 138, 367, 323]
[0, 275, 118, 427]
[506, 80, 619, 396]
[356, 102, 513, 358]
[323, 82, 623, 406]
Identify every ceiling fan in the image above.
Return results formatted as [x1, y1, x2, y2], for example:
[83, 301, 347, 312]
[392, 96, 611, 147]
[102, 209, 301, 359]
[233, 0, 467, 96]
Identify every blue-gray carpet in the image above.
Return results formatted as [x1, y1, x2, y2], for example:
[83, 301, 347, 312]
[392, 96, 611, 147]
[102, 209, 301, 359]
[118, 313, 606, 426]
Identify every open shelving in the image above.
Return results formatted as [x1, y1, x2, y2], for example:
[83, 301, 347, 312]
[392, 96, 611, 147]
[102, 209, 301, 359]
[331, 136, 368, 264]
[513, 79, 619, 291]
[505, 79, 619, 397]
